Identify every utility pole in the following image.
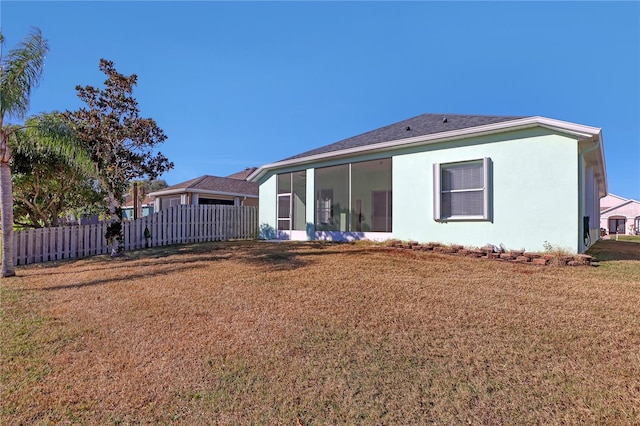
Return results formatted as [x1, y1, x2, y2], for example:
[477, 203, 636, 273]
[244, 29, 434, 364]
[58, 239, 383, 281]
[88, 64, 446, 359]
[133, 181, 139, 220]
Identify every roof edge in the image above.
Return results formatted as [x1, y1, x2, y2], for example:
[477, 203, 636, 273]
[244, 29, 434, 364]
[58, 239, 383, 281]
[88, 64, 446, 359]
[600, 199, 640, 215]
[248, 116, 603, 182]
[149, 188, 258, 198]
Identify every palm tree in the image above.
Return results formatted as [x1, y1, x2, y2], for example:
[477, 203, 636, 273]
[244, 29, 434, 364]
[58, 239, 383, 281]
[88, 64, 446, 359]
[0, 28, 49, 277]
[1, 31, 97, 277]
[12, 113, 104, 229]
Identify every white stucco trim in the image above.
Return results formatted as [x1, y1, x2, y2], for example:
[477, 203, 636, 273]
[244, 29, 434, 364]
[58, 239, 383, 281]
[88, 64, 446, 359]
[315, 231, 393, 243]
[268, 230, 393, 243]
[247, 116, 604, 185]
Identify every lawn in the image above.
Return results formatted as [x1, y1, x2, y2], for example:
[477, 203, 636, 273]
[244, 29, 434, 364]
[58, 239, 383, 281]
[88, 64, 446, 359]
[616, 234, 640, 243]
[2, 240, 639, 425]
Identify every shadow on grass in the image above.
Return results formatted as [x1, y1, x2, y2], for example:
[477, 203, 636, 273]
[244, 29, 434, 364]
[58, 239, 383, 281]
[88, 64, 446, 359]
[18, 240, 237, 276]
[21, 252, 234, 278]
[18, 240, 379, 287]
[39, 264, 204, 291]
[234, 240, 378, 271]
[587, 239, 640, 262]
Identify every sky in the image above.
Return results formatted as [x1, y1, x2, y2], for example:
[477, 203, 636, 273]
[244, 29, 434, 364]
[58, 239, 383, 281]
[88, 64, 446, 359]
[1, 1, 639, 200]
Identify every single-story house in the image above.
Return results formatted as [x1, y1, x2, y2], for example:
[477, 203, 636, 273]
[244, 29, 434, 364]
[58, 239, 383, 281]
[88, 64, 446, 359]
[248, 113, 607, 254]
[149, 171, 259, 211]
[599, 193, 640, 235]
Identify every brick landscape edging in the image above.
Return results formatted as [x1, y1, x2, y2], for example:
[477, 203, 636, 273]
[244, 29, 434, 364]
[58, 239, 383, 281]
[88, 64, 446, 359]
[385, 241, 594, 267]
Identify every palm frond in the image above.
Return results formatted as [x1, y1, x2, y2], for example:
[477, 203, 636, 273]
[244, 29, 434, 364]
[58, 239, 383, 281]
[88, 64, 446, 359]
[17, 113, 96, 177]
[0, 28, 49, 120]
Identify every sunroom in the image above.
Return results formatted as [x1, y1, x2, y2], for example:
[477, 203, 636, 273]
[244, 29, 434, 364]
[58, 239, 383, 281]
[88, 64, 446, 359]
[275, 157, 392, 241]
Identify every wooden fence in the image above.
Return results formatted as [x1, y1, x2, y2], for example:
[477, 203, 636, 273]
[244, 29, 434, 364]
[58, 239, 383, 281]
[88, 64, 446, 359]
[12, 205, 258, 266]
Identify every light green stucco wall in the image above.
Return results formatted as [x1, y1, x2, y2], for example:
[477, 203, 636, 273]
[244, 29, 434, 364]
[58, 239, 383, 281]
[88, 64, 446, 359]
[258, 127, 585, 252]
[258, 174, 277, 238]
[393, 128, 579, 252]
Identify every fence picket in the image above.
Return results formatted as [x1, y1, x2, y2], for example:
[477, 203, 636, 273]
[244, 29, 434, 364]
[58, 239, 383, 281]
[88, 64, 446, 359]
[18, 230, 26, 265]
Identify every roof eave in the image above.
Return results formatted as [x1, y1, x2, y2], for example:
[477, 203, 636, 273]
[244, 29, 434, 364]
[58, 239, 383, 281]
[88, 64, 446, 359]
[594, 131, 608, 198]
[248, 116, 604, 182]
[148, 188, 186, 197]
[578, 131, 607, 198]
[192, 188, 259, 198]
[149, 188, 258, 198]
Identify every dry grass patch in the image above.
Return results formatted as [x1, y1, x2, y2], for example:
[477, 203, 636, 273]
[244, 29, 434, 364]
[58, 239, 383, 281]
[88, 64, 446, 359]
[2, 240, 640, 425]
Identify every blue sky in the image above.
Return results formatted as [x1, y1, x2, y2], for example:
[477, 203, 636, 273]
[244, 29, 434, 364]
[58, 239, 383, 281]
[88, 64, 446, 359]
[2, 1, 639, 199]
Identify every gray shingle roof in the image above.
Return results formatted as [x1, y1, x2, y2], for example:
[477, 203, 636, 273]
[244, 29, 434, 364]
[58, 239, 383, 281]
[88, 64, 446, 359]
[159, 175, 258, 196]
[284, 113, 530, 161]
[226, 167, 258, 180]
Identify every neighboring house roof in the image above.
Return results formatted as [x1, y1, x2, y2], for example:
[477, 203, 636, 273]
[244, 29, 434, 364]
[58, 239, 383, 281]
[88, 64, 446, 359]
[248, 113, 607, 196]
[122, 193, 155, 208]
[148, 175, 259, 198]
[600, 197, 640, 216]
[600, 193, 630, 211]
[226, 167, 258, 180]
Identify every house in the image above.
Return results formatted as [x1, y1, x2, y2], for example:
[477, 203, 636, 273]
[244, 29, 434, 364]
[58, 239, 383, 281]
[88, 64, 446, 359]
[122, 193, 155, 220]
[148, 171, 259, 211]
[599, 194, 640, 235]
[248, 113, 607, 254]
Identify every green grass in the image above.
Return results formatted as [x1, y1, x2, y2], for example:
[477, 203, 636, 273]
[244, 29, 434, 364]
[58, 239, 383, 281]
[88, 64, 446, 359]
[616, 234, 640, 242]
[587, 238, 640, 263]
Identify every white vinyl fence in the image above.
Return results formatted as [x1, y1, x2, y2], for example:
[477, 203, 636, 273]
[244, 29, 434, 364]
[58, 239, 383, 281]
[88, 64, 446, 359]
[13, 205, 258, 266]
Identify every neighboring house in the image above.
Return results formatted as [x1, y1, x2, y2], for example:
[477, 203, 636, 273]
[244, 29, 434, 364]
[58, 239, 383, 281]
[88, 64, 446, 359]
[600, 193, 628, 211]
[248, 113, 607, 254]
[122, 193, 155, 220]
[599, 194, 640, 235]
[149, 173, 259, 211]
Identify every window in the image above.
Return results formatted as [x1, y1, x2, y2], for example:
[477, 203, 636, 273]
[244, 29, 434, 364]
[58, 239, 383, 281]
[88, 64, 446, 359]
[199, 198, 233, 205]
[608, 217, 626, 235]
[315, 165, 349, 231]
[165, 197, 181, 208]
[277, 173, 292, 231]
[351, 158, 392, 232]
[276, 171, 306, 231]
[434, 158, 490, 221]
[314, 159, 392, 232]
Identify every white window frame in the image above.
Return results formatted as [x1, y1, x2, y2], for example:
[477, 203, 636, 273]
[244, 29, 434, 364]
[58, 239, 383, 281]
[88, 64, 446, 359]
[277, 193, 292, 231]
[166, 197, 181, 208]
[433, 157, 490, 221]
